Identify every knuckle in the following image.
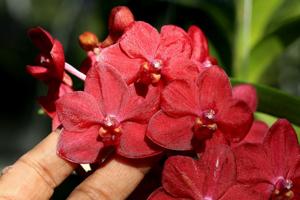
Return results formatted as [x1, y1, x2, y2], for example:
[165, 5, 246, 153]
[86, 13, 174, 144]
[69, 185, 115, 200]
[18, 154, 57, 189]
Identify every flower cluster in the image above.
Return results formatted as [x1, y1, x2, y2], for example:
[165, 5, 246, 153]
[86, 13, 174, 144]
[27, 6, 300, 200]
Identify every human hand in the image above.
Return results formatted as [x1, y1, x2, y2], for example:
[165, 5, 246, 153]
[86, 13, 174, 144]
[0, 130, 151, 200]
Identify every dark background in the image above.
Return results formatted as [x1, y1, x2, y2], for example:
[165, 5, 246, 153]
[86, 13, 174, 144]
[0, 0, 299, 198]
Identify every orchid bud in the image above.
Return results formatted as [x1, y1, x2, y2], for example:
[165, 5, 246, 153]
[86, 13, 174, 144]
[108, 6, 134, 40]
[79, 31, 99, 51]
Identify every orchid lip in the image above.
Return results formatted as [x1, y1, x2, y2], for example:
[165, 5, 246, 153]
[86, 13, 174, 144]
[138, 59, 163, 85]
[272, 178, 294, 199]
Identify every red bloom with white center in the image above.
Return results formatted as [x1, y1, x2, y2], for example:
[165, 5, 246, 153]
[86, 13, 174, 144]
[148, 145, 263, 200]
[99, 21, 196, 87]
[234, 119, 300, 199]
[147, 66, 253, 151]
[56, 64, 162, 163]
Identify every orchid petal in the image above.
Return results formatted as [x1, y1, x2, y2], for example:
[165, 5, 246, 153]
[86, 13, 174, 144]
[120, 21, 160, 60]
[217, 99, 253, 143]
[233, 143, 274, 183]
[147, 188, 180, 200]
[117, 122, 162, 158]
[162, 156, 204, 199]
[264, 119, 300, 178]
[198, 66, 232, 109]
[57, 127, 103, 163]
[85, 65, 128, 115]
[28, 27, 54, 52]
[100, 44, 141, 84]
[162, 80, 199, 117]
[187, 25, 209, 62]
[50, 40, 65, 80]
[118, 85, 160, 123]
[201, 145, 236, 199]
[162, 58, 199, 83]
[157, 25, 192, 60]
[147, 111, 194, 151]
[232, 84, 257, 112]
[56, 91, 103, 132]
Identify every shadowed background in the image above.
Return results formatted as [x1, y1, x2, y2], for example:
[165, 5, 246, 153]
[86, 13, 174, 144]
[1, 0, 300, 198]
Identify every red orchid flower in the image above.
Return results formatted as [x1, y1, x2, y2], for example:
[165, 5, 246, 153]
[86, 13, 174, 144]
[26, 27, 73, 130]
[148, 145, 263, 200]
[147, 66, 253, 151]
[234, 119, 300, 199]
[99, 21, 195, 87]
[56, 64, 162, 163]
[26, 27, 71, 86]
[187, 25, 218, 69]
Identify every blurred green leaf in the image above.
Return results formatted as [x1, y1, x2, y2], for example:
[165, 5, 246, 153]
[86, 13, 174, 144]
[247, 36, 283, 83]
[233, 0, 283, 79]
[276, 37, 300, 96]
[266, 0, 300, 35]
[231, 78, 300, 126]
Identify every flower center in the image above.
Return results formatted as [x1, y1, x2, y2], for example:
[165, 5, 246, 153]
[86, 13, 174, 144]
[137, 59, 163, 85]
[272, 178, 294, 200]
[36, 53, 53, 68]
[98, 115, 121, 146]
[193, 109, 217, 141]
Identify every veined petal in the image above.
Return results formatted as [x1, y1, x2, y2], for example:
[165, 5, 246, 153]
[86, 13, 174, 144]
[56, 91, 103, 132]
[120, 21, 160, 60]
[233, 143, 274, 183]
[85, 64, 128, 115]
[237, 120, 268, 145]
[99, 44, 141, 84]
[264, 119, 300, 178]
[201, 145, 236, 200]
[118, 85, 160, 123]
[50, 40, 65, 80]
[157, 25, 192, 60]
[161, 80, 199, 117]
[147, 111, 194, 151]
[162, 58, 199, 83]
[117, 122, 162, 158]
[232, 84, 257, 112]
[57, 127, 103, 164]
[28, 27, 54, 52]
[187, 25, 209, 62]
[217, 99, 253, 143]
[147, 188, 179, 200]
[162, 156, 204, 199]
[220, 184, 265, 200]
[26, 65, 48, 80]
[198, 66, 232, 110]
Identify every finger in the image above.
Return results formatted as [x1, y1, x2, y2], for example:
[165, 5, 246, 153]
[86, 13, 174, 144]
[67, 156, 154, 200]
[0, 130, 77, 200]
